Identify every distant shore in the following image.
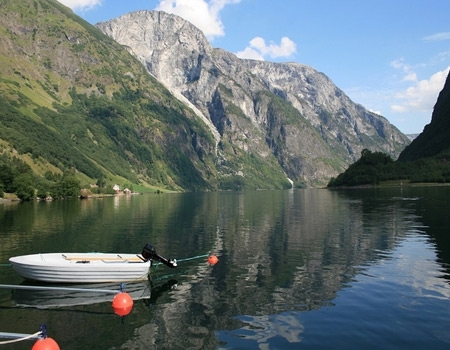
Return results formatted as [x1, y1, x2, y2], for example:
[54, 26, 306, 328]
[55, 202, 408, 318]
[0, 191, 143, 203]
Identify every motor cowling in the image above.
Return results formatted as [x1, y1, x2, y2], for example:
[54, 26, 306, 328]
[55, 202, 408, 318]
[141, 244, 156, 261]
[141, 244, 177, 268]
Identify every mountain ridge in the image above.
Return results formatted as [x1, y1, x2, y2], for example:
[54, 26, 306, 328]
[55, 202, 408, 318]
[97, 10, 410, 187]
[0, 1, 411, 197]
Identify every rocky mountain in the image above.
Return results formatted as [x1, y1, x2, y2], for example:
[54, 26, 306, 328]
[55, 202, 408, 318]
[0, 0, 218, 192]
[0, 1, 410, 194]
[97, 10, 410, 187]
[398, 71, 450, 161]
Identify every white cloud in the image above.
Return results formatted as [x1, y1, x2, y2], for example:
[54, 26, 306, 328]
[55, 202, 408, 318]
[236, 36, 297, 61]
[436, 50, 450, 62]
[392, 66, 450, 113]
[369, 109, 382, 116]
[422, 32, 450, 41]
[156, 0, 241, 40]
[390, 57, 418, 82]
[57, 0, 102, 11]
[403, 72, 417, 82]
[390, 58, 405, 70]
[235, 47, 264, 61]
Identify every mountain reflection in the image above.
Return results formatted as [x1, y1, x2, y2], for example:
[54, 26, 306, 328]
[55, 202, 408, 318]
[121, 188, 423, 348]
[2, 188, 448, 349]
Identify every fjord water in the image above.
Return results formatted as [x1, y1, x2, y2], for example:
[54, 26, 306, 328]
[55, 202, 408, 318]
[0, 188, 449, 349]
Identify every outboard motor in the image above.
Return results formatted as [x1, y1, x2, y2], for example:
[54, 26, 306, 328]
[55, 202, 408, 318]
[142, 244, 177, 268]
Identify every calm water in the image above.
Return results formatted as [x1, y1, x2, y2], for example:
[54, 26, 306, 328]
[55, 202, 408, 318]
[0, 188, 449, 349]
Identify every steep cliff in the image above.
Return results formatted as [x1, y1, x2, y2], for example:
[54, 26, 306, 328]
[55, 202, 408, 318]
[328, 70, 450, 187]
[398, 71, 450, 161]
[97, 10, 410, 187]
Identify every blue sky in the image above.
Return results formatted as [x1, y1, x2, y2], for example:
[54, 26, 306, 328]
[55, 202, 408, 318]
[59, 0, 450, 134]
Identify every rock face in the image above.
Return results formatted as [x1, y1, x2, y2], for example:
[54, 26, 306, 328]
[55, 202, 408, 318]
[398, 71, 450, 161]
[97, 10, 410, 187]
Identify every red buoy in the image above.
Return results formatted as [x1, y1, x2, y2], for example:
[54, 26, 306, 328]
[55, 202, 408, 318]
[112, 292, 134, 316]
[32, 337, 60, 350]
[208, 255, 219, 265]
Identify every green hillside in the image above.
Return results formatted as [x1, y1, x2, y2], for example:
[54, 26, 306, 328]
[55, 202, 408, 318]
[0, 0, 219, 197]
[0, 0, 298, 199]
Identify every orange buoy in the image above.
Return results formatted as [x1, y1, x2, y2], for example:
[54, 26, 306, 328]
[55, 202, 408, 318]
[208, 255, 219, 265]
[112, 292, 134, 316]
[32, 337, 60, 350]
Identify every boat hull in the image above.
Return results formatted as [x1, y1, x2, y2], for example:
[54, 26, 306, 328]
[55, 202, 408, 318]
[9, 253, 151, 283]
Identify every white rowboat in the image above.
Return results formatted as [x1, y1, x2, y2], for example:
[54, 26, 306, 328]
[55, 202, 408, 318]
[9, 244, 177, 283]
[9, 253, 151, 283]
